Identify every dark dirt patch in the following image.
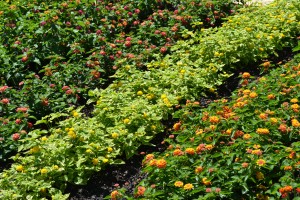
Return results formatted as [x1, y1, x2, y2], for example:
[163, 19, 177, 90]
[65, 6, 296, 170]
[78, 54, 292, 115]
[0, 158, 13, 172]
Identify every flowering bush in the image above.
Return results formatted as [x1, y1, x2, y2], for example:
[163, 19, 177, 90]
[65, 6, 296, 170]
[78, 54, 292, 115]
[0, 0, 242, 160]
[0, 0, 299, 199]
[121, 57, 300, 199]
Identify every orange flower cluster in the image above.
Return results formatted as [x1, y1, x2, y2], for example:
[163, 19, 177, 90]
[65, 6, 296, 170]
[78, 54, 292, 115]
[111, 190, 121, 200]
[278, 124, 288, 133]
[185, 148, 195, 155]
[291, 119, 300, 127]
[173, 149, 184, 156]
[202, 177, 211, 186]
[242, 162, 249, 168]
[219, 106, 235, 119]
[209, 116, 220, 124]
[149, 159, 157, 166]
[233, 101, 246, 108]
[242, 72, 251, 79]
[173, 122, 181, 131]
[233, 130, 244, 139]
[259, 113, 268, 120]
[156, 159, 167, 169]
[288, 151, 296, 159]
[202, 112, 209, 121]
[267, 94, 276, 100]
[205, 144, 214, 150]
[262, 61, 271, 68]
[279, 186, 293, 197]
[145, 154, 154, 160]
[143, 154, 155, 165]
[283, 166, 292, 171]
[256, 128, 270, 135]
[196, 143, 206, 153]
[195, 166, 204, 174]
[135, 186, 146, 197]
[224, 128, 232, 135]
[251, 149, 263, 155]
[243, 89, 251, 95]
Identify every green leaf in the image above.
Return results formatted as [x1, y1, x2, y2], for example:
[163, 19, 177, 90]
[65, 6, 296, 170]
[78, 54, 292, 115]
[292, 41, 300, 52]
[86, 99, 95, 105]
[35, 28, 44, 34]
[35, 119, 48, 125]
[111, 159, 125, 165]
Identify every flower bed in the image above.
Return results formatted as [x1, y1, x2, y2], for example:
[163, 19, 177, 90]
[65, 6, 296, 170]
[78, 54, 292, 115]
[0, 0, 300, 199]
[0, 0, 241, 160]
[122, 55, 300, 199]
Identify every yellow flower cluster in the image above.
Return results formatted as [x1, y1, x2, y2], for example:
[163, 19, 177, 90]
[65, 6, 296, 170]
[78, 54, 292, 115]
[30, 146, 40, 154]
[15, 165, 24, 172]
[123, 118, 130, 124]
[72, 111, 79, 118]
[183, 183, 194, 190]
[256, 128, 270, 135]
[249, 92, 258, 98]
[65, 127, 76, 138]
[256, 159, 266, 166]
[40, 168, 48, 174]
[243, 134, 251, 140]
[111, 132, 119, 138]
[174, 181, 184, 187]
[92, 158, 99, 165]
[292, 119, 300, 127]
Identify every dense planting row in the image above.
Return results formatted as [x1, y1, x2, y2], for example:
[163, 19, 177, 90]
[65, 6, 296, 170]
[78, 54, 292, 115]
[121, 55, 300, 199]
[0, 0, 241, 160]
[0, 0, 300, 199]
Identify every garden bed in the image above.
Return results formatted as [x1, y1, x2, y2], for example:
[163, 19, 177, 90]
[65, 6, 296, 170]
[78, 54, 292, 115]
[67, 46, 296, 199]
[0, 0, 300, 199]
